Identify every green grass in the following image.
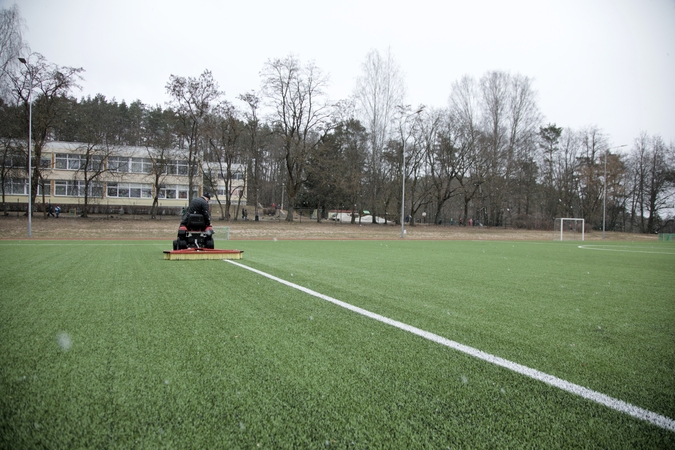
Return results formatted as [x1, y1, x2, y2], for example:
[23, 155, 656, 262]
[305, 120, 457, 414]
[1, 239, 674, 448]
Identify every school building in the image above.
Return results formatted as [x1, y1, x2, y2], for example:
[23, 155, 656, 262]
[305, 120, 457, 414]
[2, 141, 246, 216]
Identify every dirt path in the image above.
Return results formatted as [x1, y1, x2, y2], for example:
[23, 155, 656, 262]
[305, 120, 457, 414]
[0, 214, 656, 241]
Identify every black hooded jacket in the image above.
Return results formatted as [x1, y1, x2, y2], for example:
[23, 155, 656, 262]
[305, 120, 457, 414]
[180, 195, 211, 227]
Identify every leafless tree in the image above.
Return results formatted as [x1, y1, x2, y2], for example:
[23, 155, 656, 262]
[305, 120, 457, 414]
[555, 128, 581, 218]
[626, 133, 675, 233]
[0, 136, 24, 214]
[204, 101, 245, 221]
[393, 105, 426, 226]
[166, 70, 221, 201]
[0, 3, 28, 102]
[576, 126, 608, 226]
[239, 91, 265, 220]
[426, 108, 470, 224]
[72, 94, 123, 217]
[449, 75, 483, 224]
[354, 48, 406, 223]
[11, 53, 83, 216]
[142, 105, 177, 219]
[261, 55, 335, 222]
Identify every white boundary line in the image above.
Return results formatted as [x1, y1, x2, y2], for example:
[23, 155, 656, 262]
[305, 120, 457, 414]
[226, 259, 675, 433]
[0, 242, 164, 246]
[578, 245, 675, 255]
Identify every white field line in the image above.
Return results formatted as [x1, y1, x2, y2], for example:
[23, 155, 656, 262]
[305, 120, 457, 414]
[0, 242, 164, 246]
[578, 245, 675, 255]
[226, 259, 675, 433]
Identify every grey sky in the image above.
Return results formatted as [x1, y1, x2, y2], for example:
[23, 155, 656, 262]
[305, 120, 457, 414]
[6, 0, 675, 148]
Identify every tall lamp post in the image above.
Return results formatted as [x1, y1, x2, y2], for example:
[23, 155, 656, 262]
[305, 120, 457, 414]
[400, 141, 406, 238]
[602, 144, 627, 239]
[18, 57, 32, 238]
[400, 107, 424, 239]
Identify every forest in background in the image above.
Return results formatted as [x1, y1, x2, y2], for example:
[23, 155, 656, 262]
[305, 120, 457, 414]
[1, 4, 673, 232]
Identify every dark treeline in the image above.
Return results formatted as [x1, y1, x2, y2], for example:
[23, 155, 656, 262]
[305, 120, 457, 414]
[1, 6, 673, 231]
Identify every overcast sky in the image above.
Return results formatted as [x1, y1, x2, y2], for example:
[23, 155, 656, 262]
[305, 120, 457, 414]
[5, 0, 675, 149]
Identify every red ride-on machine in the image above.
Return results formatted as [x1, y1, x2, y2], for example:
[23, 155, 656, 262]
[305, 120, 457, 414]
[165, 213, 243, 260]
[173, 214, 215, 250]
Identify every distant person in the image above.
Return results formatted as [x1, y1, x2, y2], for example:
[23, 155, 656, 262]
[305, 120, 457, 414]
[54, 205, 61, 218]
[180, 192, 211, 228]
[47, 204, 55, 218]
[242, 208, 248, 220]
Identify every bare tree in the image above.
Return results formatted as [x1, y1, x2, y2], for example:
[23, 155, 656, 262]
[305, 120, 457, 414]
[0, 3, 28, 102]
[0, 134, 24, 214]
[165, 70, 221, 201]
[426, 108, 470, 224]
[239, 92, 264, 220]
[604, 151, 627, 232]
[73, 94, 122, 217]
[354, 48, 406, 223]
[261, 55, 334, 222]
[505, 74, 541, 224]
[555, 128, 581, 218]
[393, 105, 426, 226]
[11, 53, 83, 216]
[204, 101, 245, 221]
[576, 126, 608, 226]
[142, 105, 177, 218]
[627, 133, 675, 233]
[539, 123, 562, 219]
[449, 75, 483, 224]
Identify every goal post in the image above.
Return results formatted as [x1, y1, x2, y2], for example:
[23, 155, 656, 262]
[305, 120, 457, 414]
[554, 218, 585, 241]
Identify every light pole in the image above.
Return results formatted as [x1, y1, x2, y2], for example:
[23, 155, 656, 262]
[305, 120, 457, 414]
[602, 144, 627, 239]
[400, 107, 424, 239]
[18, 57, 32, 238]
[400, 143, 406, 238]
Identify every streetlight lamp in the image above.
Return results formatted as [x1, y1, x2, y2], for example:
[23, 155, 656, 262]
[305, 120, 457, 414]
[602, 144, 627, 239]
[18, 57, 32, 238]
[400, 107, 424, 239]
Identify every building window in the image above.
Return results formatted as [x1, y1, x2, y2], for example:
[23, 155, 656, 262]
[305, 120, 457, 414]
[165, 160, 189, 175]
[130, 157, 152, 174]
[54, 180, 103, 197]
[158, 184, 194, 200]
[87, 156, 105, 172]
[53, 154, 102, 171]
[107, 156, 129, 173]
[107, 156, 153, 174]
[37, 181, 51, 196]
[216, 171, 245, 181]
[40, 154, 52, 169]
[55, 153, 82, 170]
[4, 178, 28, 195]
[3, 152, 26, 168]
[106, 182, 152, 198]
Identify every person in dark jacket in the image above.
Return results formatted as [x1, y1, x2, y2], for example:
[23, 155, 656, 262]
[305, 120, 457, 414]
[180, 192, 212, 227]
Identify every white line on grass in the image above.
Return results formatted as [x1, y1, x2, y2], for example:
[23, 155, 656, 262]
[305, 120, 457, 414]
[578, 245, 675, 255]
[0, 242, 165, 246]
[226, 259, 675, 433]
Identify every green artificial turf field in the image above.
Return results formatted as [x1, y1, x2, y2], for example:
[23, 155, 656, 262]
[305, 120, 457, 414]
[1, 239, 674, 448]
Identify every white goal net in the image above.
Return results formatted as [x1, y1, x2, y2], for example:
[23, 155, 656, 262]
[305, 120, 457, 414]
[554, 218, 585, 241]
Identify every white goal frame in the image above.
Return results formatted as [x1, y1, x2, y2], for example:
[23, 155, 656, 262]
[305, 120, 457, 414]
[554, 218, 585, 241]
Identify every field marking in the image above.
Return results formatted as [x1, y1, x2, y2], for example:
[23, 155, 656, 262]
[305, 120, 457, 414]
[578, 245, 675, 255]
[0, 242, 164, 246]
[226, 259, 675, 433]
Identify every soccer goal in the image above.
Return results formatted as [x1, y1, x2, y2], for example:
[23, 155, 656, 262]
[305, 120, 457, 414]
[554, 218, 585, 241]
